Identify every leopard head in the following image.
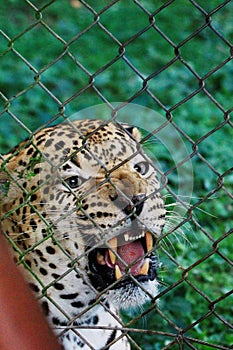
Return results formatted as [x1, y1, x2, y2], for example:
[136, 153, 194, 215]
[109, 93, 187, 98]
[0, 119, 165, 313]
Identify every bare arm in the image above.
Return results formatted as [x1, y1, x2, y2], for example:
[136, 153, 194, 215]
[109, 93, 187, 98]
[0, 230, 62, 350]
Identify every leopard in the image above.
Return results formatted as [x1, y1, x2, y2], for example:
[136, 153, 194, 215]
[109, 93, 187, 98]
[0, 119, 166, 350]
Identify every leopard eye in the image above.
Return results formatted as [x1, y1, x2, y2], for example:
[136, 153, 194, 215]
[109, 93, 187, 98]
[134, 161, 150, 176]
[64, 176, 83, 189]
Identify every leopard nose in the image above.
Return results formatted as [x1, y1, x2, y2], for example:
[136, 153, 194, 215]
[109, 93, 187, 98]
[123, 194, 146, 218]
[109, 192, 146, 219]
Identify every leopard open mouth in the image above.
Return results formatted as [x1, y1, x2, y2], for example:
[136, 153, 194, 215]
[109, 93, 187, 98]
[88, 231, 159, 291]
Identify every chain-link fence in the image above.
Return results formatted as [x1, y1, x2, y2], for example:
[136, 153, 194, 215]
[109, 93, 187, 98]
[0, 1, 232, 350]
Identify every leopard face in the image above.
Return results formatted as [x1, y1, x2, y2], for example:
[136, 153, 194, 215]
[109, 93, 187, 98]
[0, 119, 165, 349]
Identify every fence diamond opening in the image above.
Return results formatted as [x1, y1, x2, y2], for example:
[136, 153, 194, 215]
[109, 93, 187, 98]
[0, 1, 232, 350]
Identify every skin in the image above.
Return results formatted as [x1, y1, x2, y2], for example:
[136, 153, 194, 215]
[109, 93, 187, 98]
[0, 230, 61, 350]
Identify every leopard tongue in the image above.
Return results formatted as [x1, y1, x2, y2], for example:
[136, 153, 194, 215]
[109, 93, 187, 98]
[106, 240, 146, 277]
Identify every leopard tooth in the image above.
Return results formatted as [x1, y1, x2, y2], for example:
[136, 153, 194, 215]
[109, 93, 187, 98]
[115, 264, 122, 280]
[124, 233, 129, 242]
[145, 232, 153, 252]
[96, 251, 105, 265]
[124, 232, 145, 242]
[108, 237, 117, 265]
[139, 259, 149, 275]
[108, 249, 116, 265]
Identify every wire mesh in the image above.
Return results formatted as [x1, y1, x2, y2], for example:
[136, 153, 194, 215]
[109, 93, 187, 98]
[0, 1, 232, 350]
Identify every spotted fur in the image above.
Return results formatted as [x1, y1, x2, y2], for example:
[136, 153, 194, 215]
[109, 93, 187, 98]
[0, 120, 165, 349]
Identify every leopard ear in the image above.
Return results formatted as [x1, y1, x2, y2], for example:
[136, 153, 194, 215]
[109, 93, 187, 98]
[122, 125, 142, 142]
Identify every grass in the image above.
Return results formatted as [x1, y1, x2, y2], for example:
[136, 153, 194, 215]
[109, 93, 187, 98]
[0, 0, 232, 348]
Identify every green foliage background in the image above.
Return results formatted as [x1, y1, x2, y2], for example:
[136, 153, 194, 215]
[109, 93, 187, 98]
[0, 1, 232, 349]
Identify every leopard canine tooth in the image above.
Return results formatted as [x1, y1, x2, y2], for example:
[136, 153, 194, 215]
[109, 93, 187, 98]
[115, 265, 122, 280]
[145, 232, 153, 252]
[139, 259, 149, 275]
[108, 237, 117, 265]
[108, 249, 116, 265]
[96, 251, 105, 265]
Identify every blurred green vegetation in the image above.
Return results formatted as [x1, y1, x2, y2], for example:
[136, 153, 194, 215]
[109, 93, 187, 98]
[0, 0, 232, 349]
